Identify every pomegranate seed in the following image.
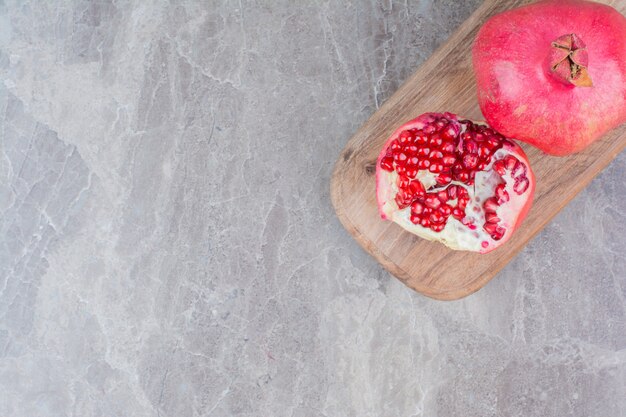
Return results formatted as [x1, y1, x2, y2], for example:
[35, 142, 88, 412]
[483, 222, 498, 234]
[422, 207, 432, 216]
[429, 163, 444, 173]
[430, 211, 445, 223]
[380, 156, 394, 171]
[424, 195, 441, 209]
[452, 207, 465, 219]
[429, 150, 444, 159]
[514, 176, 530, 194]
[447, 185, 458, 200]
[420, 218, 430, 228]
[485, 211, 500, 223]
[465, 140, 478, 154]
[429, 134, 443, 147]
[504, 155, 518, 170]
[406, 144, 418, 154]
[390, 140, 401, 152]
[483, 197, 499, 212]
[495, 184, 510, 204]
[436, 173, 452, 185]
[397, 175, 410, 189]
[406, 156, 419, 166]
[477, 144, 491, 157]
[409, 181, 425, 197]
[493, 160, 506, 175]
[394, 152, 408, 163]
[418, 159, 431, 169]
[486, 136, 501, 149]
[458, 196, 469, 210]
[476, 162, 487, 171]
[441, 154, 456, 166]
[430, 223, 445, 232]
[457, 171, 469, 182]
[395, 193, 410, 209]
[410, 214, 420, 224]
[440, 204, 452, 217]
[441, 126, 457, 141]
[396, 165, 406, 175]
[463, 154, 478, 169]
[417, 147, 430, 156]
[411, 201, 424, 215]
[512, 161, 527, 178]
[441, 142, 455, 153]
[484, 223, 505, 240]
[399, 130, 413, 144]
[405, 168, 418, 178]
[415, 133, 428, 144]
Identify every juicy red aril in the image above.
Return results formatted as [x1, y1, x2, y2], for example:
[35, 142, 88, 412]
[436, 173, 452, 185]
[425, 195, 441, 209]
[514, 176, 530, 194]
[399, 130, 413, 144]
[409, 180, 425, 196]
[430, 212, 445, 223]
[420, 218, 430, 227]
[390, 141, 401, 152]
[380, 156, 394, 171]
[437, 190, 449, 202]
[441, 143, 455, 153]
[495, 184, 510, 204]
[429, 134, 443, 147]
[442, 154, 456, 166]
[440, 204, 452, 217]
[483, 197, 499, 212]
[463, 154, 478, 169]
[452, 207, 465, 219]
[465, 140, 478, 154]
[485, 211, 500, 223]
[417, 147, 430, 156]
[394, 152, 408, 163]
[429, 150, 444, 159]
[411, 201, 424, 215]
[406, 168, 418, 178]
[429, 163, 444, 173]
[430, 223, 445, 232]
[415, 133, 428, 144]
[418, 159, 431, 169]
[447, 185, 458, 200]
[504, 155, 518, 170]
[512, 161, 527, 178]
[397, 175, 410, 189]
[407, 156, 419, 166]
[410, 214, 420, 224]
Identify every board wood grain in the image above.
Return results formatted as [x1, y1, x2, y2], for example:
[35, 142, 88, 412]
[330, 0, 626, 300]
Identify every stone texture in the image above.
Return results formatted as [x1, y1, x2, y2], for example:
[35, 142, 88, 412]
[0, 1, 624, 416]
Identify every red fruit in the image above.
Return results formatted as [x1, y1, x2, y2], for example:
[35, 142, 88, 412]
[376, 113, 535, 253]
[473, 0, 626, 155]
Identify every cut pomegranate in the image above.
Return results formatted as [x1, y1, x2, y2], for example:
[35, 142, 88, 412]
[376, 112, 535, 253]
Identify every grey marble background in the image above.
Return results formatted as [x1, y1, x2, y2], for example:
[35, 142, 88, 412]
[0, 1, 624, 416]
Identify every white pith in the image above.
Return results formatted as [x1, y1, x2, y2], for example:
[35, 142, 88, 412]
[378, 123, 531, 253]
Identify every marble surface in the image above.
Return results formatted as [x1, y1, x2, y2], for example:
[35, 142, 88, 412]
[0, 1, 624, 416]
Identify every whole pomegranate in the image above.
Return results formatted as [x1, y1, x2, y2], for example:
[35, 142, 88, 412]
[376, 112, 535, 253]
[473, 0, 626, 155]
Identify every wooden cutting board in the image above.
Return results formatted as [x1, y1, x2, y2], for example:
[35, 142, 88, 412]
[330, 0, 626, 300]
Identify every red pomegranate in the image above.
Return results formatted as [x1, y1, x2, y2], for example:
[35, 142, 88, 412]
[376, 113, 535, 253]
[473, 0, 626, 155]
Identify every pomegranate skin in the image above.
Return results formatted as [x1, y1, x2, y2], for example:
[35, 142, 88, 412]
[473, 0, 626, 156]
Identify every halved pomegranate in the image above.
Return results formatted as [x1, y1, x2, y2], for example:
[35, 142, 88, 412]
[376, 112, 535, 253]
